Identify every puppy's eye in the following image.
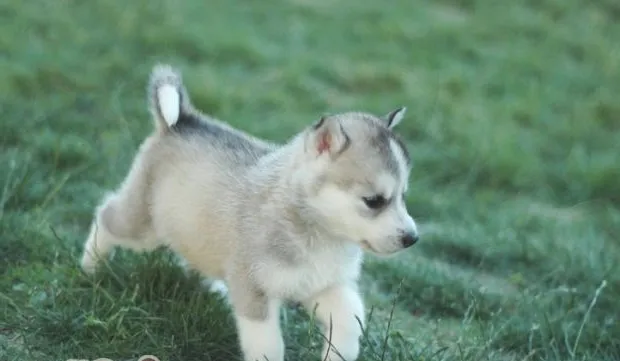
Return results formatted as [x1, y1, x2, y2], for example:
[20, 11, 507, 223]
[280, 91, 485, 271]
[363, 195, 387, 209]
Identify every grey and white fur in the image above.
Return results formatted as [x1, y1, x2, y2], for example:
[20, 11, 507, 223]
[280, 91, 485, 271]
[80, 64, 419, 361]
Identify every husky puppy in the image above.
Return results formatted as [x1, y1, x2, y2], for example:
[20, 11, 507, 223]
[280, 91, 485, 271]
[80, 64, 419, 361]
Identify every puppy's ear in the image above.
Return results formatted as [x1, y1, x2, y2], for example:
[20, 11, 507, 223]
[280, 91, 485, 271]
[382, 107, 407, 129]
[308, 115, 350, 157]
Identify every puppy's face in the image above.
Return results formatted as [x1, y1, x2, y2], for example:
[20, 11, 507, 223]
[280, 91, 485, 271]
[300, 108, 419, 255]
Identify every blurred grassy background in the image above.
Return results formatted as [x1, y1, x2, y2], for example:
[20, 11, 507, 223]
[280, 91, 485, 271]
[1, 0, 619, 360]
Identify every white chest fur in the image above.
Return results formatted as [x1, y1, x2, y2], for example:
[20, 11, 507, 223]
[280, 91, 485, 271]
[255, 244, 363, 301]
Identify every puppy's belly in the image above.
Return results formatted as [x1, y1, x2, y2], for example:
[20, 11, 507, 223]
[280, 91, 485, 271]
[171, 241, 229, 279]
[151, 191, 237, 279]
[154, 209, 234, 280]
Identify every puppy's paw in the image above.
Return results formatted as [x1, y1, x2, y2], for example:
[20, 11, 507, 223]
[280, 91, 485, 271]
[322, 346, 359, 361]
[80, 251, 98, 275]
[209, 280, 229, 296]
[200, 279, 229, 299]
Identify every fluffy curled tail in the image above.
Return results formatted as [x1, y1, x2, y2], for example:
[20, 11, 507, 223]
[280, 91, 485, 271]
[148, 64, 191, 132]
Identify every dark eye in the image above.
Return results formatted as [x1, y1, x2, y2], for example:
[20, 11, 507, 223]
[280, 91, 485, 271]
[363, 195, 387, 209]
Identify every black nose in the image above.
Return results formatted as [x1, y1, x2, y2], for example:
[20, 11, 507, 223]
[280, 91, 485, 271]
[401, 232, 419, 248]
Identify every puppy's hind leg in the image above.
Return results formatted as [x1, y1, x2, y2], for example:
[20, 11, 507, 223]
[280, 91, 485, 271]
[80, 196, 154, 274]
[80, 197, 119, 274]
[82, 64, 187, 274]
[81, 145, 158, 274]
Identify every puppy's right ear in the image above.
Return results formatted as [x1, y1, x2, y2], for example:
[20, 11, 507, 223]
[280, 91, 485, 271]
[307, 116, 350, 157]
[381, 106, 407, 129]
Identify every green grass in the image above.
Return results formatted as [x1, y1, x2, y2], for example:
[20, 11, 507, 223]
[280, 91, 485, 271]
[1, 0, 619, 360]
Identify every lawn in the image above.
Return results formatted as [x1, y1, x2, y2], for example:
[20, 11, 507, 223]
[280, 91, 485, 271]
[1, 0, 619, 360]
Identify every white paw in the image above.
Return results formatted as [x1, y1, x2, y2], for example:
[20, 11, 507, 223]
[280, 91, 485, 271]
[80, 252, 98, 274]
[208, 280, 229, 297]
[235, 303, 284, 361]
[240, 329, 284, 361]
[322, 339, 360, 361]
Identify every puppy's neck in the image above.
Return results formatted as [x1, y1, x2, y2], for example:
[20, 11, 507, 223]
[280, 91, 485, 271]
[248, 140, 348, 250]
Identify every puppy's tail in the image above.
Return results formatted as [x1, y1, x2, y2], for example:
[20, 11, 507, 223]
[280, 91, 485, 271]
[148, 64, 191, 133]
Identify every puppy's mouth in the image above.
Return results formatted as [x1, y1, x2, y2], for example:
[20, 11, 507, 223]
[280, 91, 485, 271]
[360, 240, 374, 252]
[360, 240, 398, 256]
[360, 240, 384, 254]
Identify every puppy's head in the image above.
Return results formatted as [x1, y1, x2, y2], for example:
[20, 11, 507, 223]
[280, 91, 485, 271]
[294, 107, 418, 255]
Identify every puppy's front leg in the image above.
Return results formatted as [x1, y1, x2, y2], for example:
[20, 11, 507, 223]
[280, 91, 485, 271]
[305, 283, 365, 361]
[229, 280, 284, 361]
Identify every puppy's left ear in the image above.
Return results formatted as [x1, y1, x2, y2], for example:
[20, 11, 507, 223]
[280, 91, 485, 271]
[382, 107, 407, 129]
[308, 115, 350, 157]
